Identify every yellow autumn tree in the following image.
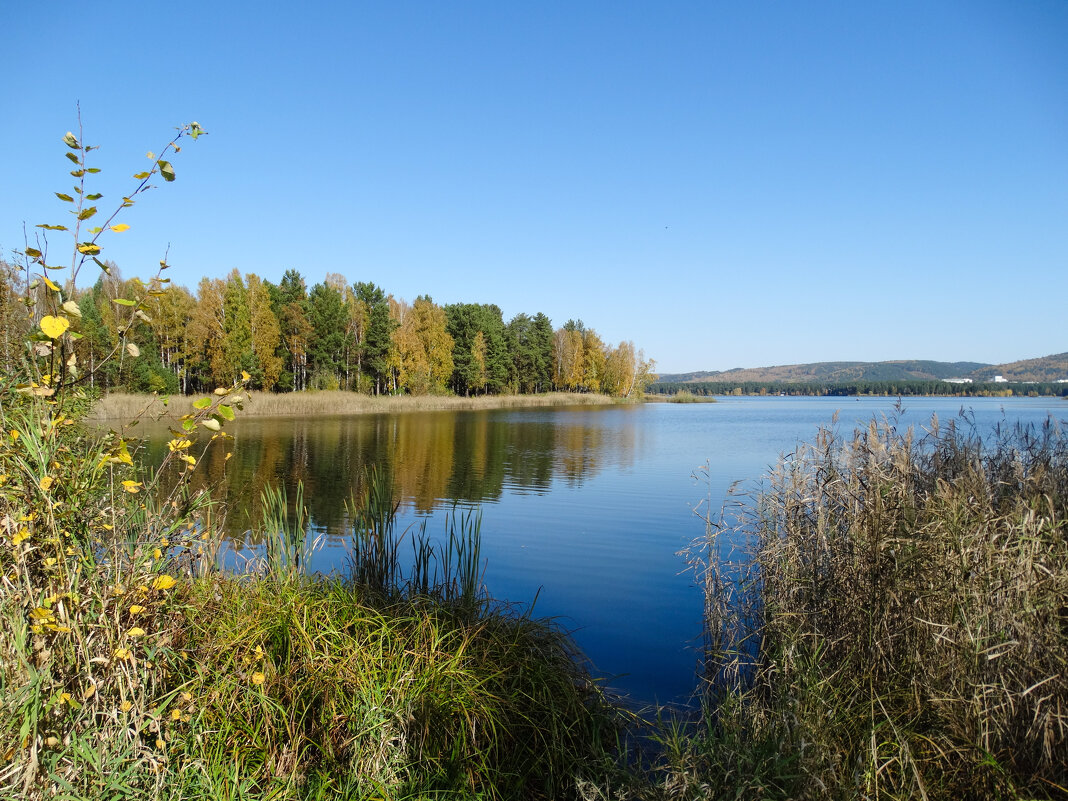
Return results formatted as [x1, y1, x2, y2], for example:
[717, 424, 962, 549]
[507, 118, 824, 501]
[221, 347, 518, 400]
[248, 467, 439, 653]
[246, 273, 283, 390]
[392, 296, 454, 395]
[582, 329, 607, 393]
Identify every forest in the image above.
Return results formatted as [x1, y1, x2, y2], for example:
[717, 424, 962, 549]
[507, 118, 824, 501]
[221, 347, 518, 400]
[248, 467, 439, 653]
[0, 259, 656, 399]
[649, 379, 1068, 398]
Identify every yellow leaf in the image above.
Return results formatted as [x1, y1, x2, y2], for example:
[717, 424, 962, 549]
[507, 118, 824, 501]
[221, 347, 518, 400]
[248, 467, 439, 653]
[40, 316, 70, 339]
[241, 370, 251, 382]
[82, 684, 96, 701]
[121, 480, 142, 494]
[43, 276, 61, 292]
[110, 223, 130, 233]
[120, 701, 132, 712]
[39, 476, 54, 492]
[128, 627, 146, 637]
[12, 529, 29, 546]
[152, 574, 177, 591]
[251, 671, 266, 686]
[129, 605, 146, 614]
[114, 647, 132, 661]
[115, 440, 134, 466]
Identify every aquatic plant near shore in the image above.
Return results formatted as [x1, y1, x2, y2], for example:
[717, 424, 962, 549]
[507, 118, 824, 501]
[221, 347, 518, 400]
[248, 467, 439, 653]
[672, 412, 1068, 800]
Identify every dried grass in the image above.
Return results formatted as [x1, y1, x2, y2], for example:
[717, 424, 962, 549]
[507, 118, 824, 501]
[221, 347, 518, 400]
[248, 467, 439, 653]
[87, 390, 622, 422]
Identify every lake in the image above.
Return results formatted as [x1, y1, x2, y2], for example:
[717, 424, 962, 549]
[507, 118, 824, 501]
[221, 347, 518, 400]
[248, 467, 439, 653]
[139, 395, 1068, 708]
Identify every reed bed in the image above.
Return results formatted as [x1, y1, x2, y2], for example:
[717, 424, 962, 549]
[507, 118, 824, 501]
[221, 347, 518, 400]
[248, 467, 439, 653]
[88, 390, 621, 422]
[643, 390, 716, 404]
[669, 412, 1068, 800]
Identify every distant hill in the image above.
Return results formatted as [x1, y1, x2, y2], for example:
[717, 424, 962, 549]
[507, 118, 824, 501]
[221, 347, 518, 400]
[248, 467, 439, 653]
[658, 359, 991, 385]
[972, 353, 1068, 383]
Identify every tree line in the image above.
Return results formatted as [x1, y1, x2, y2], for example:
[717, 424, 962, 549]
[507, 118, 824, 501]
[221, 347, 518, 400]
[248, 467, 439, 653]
[649, 380, 1068, 398]
[0, 260, 656, 398]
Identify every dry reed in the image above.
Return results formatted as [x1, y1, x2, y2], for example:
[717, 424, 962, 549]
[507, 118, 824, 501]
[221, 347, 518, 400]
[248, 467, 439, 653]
[87, 390, 622, 422]
[674, 411, 1068, 800]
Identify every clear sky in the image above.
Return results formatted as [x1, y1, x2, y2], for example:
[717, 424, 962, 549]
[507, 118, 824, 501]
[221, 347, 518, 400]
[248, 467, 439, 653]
[2, 1, 1066, 374]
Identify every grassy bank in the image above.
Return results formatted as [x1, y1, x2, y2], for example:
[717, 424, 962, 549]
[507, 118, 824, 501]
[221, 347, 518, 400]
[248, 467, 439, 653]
[87, 390, 624, 422]
[0, 392, 644, 799]
[668, 413, 1068, 799]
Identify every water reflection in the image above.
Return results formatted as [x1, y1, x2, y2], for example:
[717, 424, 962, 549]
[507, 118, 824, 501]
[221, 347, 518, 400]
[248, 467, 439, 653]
[137, 407, 639, 538]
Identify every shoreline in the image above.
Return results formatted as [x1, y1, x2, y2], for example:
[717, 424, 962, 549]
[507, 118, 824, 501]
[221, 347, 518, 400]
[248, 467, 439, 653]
[87, 390, 628, 422]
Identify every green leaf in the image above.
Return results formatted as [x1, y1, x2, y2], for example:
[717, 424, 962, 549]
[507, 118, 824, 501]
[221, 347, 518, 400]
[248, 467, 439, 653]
[92, 257, 110, 274]
[133, 172, 151, 180]
[217, 404, 235, 421]
[70, 170, 85, 178]
[192, 397, 212, 410]
[77, 206, 98, 221]
[65, 152, 79, 163]
[24, 248, 42, 259]
[55, 193, 74, 203]
[36, 224, 68, 231]
[182, 419, 196, 432]
[86, 193, 103, 200]
[157, 160, 175, 182]
[63, 132, 79, 149]
[87, 227, 103, 234]
[86, 167, 100, 173]
[113, 298, 136, 307]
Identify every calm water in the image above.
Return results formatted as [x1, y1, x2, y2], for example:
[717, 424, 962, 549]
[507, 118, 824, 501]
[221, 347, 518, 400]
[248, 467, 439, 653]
[140, 395, 1068, 707]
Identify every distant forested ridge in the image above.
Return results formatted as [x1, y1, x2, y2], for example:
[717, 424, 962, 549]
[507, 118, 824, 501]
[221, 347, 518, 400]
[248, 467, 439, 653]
[654, 355, 1068, 397]
[649, 379, 1068, 398]
[0, 260, 656, 398]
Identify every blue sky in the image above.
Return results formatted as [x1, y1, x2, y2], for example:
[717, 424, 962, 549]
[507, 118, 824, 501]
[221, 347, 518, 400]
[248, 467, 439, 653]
[2, 1, 1066, 374]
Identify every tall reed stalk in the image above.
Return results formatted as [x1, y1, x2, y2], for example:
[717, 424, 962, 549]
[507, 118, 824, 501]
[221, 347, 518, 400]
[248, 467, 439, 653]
[347, 467, 486, 611]
[260, 481, 313, 578]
